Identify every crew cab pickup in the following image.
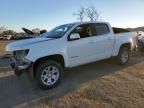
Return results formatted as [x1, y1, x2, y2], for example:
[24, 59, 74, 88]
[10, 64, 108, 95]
[6, 22, 138, 89]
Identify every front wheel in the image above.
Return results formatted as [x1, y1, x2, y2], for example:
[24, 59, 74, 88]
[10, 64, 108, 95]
[35, 60, 63, 90]
[116, 47, 129, 65]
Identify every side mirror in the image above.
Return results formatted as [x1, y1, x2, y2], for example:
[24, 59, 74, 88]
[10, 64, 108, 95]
[69, 33, 80, 41]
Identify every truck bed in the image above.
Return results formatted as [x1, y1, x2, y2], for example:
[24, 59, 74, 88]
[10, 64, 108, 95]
[114, 31, 137, 51]
[113, 27, 130, 34]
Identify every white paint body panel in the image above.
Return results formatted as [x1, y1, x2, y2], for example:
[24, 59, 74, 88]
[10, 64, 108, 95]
[6, 22, 137, 68]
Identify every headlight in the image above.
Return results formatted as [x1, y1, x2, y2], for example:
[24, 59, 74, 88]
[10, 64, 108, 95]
[14, 49, 29, 58]
[13, 49, 29, 65]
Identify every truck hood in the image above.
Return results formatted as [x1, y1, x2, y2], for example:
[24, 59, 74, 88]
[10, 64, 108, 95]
[22, 27, 35, 35]
[6, 37, 53, 51]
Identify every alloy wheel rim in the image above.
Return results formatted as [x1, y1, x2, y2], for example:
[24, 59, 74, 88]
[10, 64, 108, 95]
[121, 51, 128, 63]
[41, 65, 59, 86]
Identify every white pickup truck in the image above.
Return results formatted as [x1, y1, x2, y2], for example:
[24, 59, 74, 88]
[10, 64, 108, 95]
[6, 22, 138, 89]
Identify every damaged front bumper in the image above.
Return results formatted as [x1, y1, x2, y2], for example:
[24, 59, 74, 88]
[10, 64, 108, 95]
[10, 57, 33, 76]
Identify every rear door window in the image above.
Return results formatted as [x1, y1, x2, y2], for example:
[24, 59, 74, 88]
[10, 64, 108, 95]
[95, 23, 110, 36]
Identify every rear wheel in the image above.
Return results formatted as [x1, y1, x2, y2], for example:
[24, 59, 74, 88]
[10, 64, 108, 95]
[35, 60, 63, 90]
[116, 47, 129, 65]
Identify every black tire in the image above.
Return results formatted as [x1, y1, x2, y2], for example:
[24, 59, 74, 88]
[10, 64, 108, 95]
[116, 47, 129, 65]
[35, 60, 63, 90]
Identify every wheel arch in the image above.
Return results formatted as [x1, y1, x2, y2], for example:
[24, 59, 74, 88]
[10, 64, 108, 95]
[116, 43, 130, 65]
[33, 54, 65, 77]
[116, 42, 131, 57]
[120, 43, 131, 51]
[112, 42, 131, 57]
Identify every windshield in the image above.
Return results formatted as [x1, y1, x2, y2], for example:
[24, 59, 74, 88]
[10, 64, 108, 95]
[41, 24, 75, 38]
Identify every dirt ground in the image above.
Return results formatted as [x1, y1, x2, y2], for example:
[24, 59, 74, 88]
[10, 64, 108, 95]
[0, 40, 12, 56]
[29, 52, 144, 108]
[0, 41, 144, 108]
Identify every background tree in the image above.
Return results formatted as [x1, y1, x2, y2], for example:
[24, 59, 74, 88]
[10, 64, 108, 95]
[0, 27, 7, 32]
[0, 27, 7, 36]
[73, 7, 86, 22]
[0, 32, 2, 37]
[40, 29, 47, 34]
[2, 30, 16, 35]
[86, 6, 100, 21]
[73, 6, 100, 22]
[32, 28, 41, 34]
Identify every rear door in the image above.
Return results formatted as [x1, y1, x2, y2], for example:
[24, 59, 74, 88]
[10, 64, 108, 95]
[90, 23, 114, 60]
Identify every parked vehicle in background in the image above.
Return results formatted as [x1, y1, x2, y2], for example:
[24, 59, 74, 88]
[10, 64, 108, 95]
[14, 28, 47, 40]
[22, 27, 47, 37]
[6, 22, 138, 90]
[138, 37, 144, 52]
[0, 36, 3, 40]
[2, 35, 12, 40]
[137, 31, 144, 40]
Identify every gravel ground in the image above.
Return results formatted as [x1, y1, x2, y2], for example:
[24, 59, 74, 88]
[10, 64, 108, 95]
[0, 52, 144, 108]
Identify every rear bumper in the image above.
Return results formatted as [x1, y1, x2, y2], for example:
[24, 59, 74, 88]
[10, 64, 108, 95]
[10, 57, 33, 76]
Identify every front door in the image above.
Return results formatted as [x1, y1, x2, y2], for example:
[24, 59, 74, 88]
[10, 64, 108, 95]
[67, 24, 95, 67]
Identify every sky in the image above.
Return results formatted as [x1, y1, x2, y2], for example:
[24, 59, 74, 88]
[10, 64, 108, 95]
[0, 0, 144, 32]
